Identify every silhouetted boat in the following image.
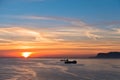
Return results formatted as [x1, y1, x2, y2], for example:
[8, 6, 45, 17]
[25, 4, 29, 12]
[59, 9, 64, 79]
[60, 58, 77, 64]
[64, 60, 77, 64]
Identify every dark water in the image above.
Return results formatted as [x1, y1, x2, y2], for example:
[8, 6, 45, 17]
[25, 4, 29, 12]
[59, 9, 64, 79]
[0, 58, 120, 80]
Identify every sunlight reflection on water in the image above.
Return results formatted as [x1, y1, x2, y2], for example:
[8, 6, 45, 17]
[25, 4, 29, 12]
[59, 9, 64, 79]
[0, 58, 120, 80]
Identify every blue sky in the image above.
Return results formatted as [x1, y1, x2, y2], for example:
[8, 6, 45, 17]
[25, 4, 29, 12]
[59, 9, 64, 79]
[0, 0, 120, 24]
[0, 0, 120, 57]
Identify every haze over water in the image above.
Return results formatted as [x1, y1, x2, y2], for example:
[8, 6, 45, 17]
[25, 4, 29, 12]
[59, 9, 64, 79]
[0, 58, 120, 80]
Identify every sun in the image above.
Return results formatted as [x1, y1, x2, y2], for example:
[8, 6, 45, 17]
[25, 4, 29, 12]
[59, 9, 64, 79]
[22, 52, 32, 58]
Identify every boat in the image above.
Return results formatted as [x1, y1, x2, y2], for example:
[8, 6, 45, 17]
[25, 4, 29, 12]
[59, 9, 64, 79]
[64, 60, 77, 64]
[61, 58, 77, 64]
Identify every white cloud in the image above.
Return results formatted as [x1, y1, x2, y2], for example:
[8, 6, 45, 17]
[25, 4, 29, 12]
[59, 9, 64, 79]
[112, 28, 120, 34]
[0, 27, 43, 42]
[2, 15, 120, 42]
[12, 15, 102, 40]
[84, 28, 103, 40]
[13, 15, 88, 27]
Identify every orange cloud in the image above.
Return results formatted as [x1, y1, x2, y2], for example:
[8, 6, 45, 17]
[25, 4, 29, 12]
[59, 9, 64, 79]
[0, 15, 120, 57]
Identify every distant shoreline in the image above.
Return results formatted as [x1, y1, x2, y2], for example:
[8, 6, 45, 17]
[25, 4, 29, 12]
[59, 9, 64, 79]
[91, 52, 120, 59]
[0, 52, 120, 59]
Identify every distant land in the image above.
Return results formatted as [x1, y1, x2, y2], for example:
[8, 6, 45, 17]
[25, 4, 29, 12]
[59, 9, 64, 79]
[0, 52, 120, 59]
[93, 52, 120, 59]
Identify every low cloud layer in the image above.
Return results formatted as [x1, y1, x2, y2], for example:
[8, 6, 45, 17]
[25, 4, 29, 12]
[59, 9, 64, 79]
[0, 15, 120, 51]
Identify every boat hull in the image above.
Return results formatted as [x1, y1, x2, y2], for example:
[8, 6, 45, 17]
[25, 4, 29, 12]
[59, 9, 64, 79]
[64, 61, 77, 64]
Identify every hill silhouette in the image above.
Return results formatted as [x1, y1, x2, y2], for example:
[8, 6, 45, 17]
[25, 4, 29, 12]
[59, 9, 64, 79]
[94, 52, 120, 58]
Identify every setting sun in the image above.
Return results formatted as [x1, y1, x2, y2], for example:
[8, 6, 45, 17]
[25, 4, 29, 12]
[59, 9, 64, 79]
[22, 52, 32, 58]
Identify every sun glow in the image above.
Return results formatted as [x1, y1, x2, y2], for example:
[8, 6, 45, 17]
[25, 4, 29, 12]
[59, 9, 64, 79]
[22, 52, 32, 58]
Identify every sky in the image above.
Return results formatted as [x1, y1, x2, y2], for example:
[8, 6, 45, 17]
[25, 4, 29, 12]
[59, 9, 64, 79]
[0, 0, 120, 57]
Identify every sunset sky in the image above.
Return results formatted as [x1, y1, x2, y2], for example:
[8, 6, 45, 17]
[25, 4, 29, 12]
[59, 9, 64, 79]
[0, 0, 120, 58]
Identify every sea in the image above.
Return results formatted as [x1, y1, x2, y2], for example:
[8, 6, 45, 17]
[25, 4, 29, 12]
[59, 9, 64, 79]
[0, 58, 120, 80]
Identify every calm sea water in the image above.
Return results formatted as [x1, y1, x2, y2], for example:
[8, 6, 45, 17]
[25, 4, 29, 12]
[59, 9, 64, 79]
[0, 58, 120, 80]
